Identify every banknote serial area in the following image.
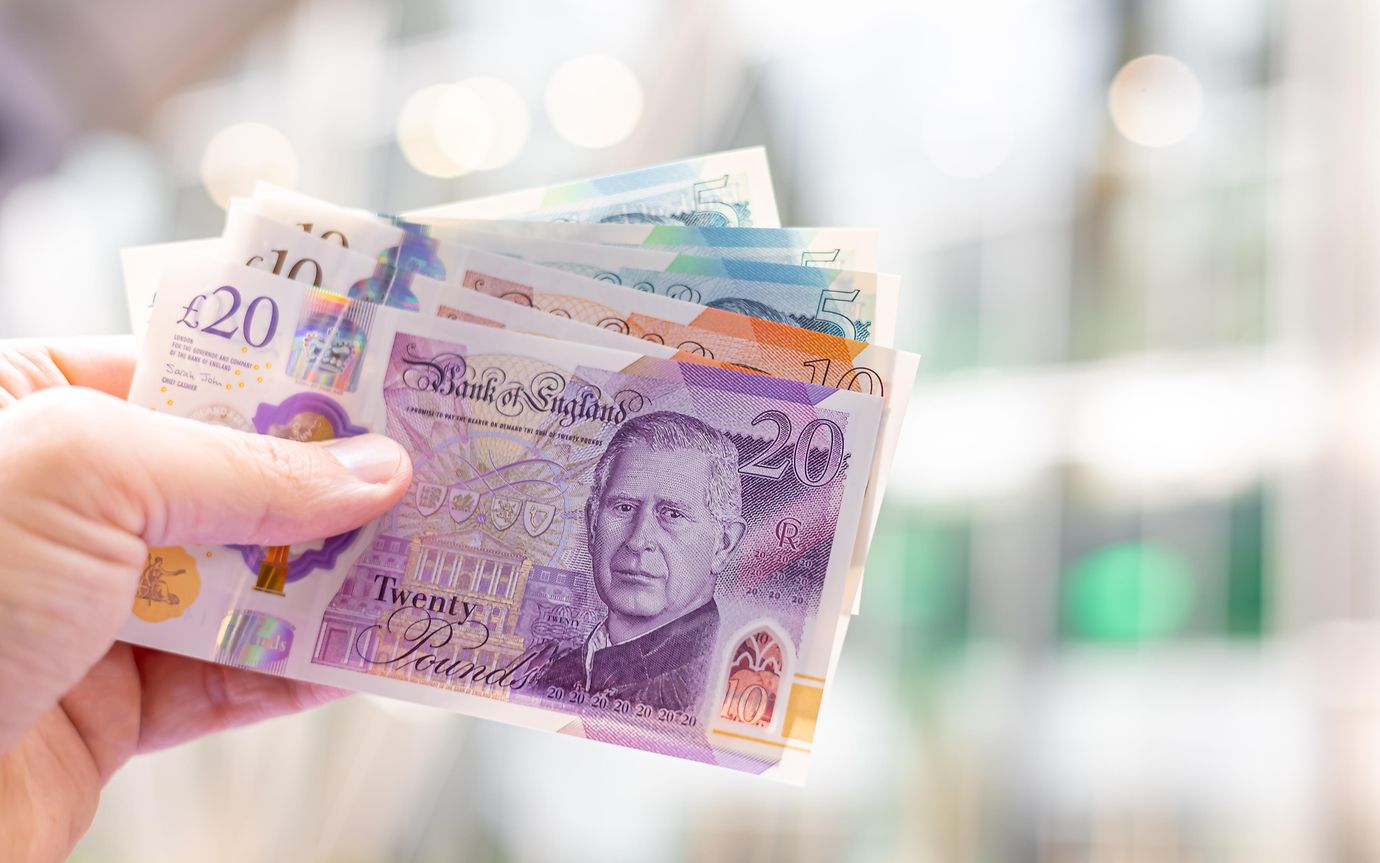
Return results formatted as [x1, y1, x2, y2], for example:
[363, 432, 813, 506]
[0, 0, 1373, 860]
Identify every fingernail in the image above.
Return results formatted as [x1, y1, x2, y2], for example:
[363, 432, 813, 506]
[321, 434, 404, 484]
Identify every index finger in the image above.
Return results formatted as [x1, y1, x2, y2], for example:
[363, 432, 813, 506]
[0, 336, 137, 404]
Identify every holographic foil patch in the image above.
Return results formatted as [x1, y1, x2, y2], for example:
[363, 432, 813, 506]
[346, 223, 442, 312]
[288, 288, 376, 392]
[215, 609, 294, 674]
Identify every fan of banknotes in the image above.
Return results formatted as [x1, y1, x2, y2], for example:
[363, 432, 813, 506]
[119, 147, 918, 784]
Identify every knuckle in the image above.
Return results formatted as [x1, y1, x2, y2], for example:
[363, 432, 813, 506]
[238, 434, 326, 532]
[255, 434, 300, 481]
[0, 340, 66, 402]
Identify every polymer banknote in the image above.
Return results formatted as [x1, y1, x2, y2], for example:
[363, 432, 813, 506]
[407, 219, 880, 271]
[404, 147, 780, 227]
[123, 256, 881, 781]
[247, 189, 893, 344]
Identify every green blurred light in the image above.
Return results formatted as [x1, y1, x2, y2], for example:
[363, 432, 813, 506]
[1064, 542, 1195, 642]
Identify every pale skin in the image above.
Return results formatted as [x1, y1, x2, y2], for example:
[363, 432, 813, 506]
[587, 443, 745, 644]
[0, 337, 412, 862]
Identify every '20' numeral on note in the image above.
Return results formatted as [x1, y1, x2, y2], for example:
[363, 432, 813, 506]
[176, 285, 280, 348]
[740, 410, 844, 487]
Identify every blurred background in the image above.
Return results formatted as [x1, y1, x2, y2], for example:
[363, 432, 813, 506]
[0, 0, 1374, 859]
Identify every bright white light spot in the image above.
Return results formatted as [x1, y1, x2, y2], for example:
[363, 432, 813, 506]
[200, 122, 299, 209]
[459, 76, 530, 171]
[399, 78, 528, 177]
[545, 54, 644, 149]
[918, 92, 1014, 179]
[1109, 54, 1204, 148]
[397, 84, 467, 178]
[434, 83, 496, 173]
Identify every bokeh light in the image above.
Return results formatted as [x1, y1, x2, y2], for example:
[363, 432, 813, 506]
[1108, 54, 1205, 148]
[433, 82, 497, 173]
[1064, 543, 1197, 642]
[398, 78, 529, 178]
[397, 84, 468, 178]
[545, 54, 644, 149]
[199, 121, 299, 208]
[460, 76, 530, 171]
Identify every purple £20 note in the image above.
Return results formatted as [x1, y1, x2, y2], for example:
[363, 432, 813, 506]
[125, 258, 882, 783]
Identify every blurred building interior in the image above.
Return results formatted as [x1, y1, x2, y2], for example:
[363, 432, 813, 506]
[2, 0, 1378, 860]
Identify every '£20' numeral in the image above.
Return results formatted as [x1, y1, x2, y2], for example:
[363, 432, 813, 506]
[176, 285, 280, 348]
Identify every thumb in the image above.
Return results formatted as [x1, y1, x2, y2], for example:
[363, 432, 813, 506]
[0, 386, 410, 756]
[6, 386, 411, 549]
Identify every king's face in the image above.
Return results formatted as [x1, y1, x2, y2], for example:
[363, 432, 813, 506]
[590, 443, 723, 636]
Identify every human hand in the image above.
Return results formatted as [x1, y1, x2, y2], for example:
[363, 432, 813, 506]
[0, 337, 411, 862]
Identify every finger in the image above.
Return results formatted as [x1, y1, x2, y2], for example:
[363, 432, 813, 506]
[0, 387, 405, 758]
[2, 386, 411, 549]
[45, 337, 137, 397]
[0, 337, 136, 404]
[129, 648, 347, 756]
